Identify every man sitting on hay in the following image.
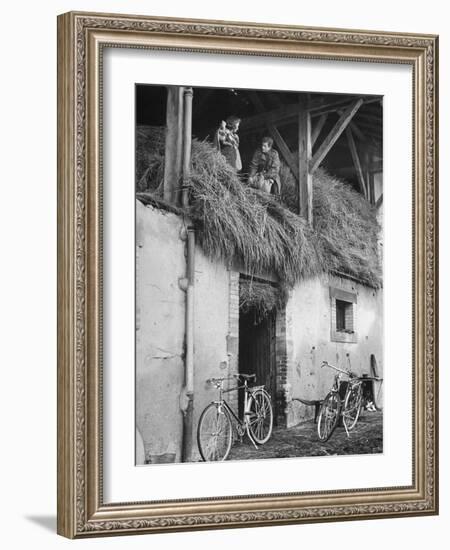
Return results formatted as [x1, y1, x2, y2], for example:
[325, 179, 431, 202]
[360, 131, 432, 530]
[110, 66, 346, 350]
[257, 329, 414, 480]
[248, 137, 281, 195]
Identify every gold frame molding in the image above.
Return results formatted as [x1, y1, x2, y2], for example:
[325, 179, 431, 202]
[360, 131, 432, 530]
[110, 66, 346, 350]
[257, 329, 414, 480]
[57, 11, 439, 538]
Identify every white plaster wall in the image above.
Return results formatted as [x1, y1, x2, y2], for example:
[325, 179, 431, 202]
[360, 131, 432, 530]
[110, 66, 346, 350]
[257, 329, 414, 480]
[135, 203, 384, 450]
[136, 202, 231, 462]
[135, 201, 186, 462]
[287, 275, 383, 425]
[192, 249, 231, 460]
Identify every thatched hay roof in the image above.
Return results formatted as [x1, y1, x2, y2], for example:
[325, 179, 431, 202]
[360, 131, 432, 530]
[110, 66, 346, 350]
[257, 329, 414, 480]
[239, 279, 288, 321]
[136, 126, 382, 288]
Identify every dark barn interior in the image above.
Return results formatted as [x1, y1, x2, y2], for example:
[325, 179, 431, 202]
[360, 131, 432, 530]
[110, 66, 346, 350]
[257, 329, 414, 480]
[136, 84, 382, 199]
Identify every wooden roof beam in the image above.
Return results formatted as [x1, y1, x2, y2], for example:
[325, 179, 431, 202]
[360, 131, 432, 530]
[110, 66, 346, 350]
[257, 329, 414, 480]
[241, 103, 302, 132]
[309, 96, 380, 117]
[346, 126, 367, 198]
[337, 107, 367, 143]
[310, 98, 364, 174]
[311, 114, 328, 147]
[240, 96, 379, 133]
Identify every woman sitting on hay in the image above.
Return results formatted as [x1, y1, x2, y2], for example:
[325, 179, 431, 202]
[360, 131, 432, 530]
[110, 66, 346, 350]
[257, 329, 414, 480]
[248, 136, 281, 195]
[213, 115, 242, 171]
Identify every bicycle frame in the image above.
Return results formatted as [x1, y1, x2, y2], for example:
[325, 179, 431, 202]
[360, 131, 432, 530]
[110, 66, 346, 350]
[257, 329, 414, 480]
[321, 361, 364, 437]
[208, 376, 263, 449]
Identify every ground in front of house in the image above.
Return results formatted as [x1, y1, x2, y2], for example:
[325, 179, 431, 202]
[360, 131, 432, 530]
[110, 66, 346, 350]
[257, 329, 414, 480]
[226, 410, 383, 461]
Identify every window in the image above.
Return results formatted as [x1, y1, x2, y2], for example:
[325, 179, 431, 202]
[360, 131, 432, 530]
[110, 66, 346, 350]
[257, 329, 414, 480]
[335, 299, 353, 333]
[330, 287, 357, 343]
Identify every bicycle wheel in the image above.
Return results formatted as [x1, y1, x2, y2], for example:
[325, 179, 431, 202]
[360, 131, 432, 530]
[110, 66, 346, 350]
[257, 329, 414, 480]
[197, 403, 233, 461]
[343, 382, 363, 431]
[317, 392, 341, 442]
[247, 389, 273, 444]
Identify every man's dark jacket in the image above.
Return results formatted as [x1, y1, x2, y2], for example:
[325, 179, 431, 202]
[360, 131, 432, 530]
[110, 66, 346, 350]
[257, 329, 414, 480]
[249, 148, 281, 194]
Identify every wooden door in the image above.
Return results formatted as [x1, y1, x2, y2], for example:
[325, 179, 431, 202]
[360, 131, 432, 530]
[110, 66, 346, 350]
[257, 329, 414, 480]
[239, 308, 276, 417]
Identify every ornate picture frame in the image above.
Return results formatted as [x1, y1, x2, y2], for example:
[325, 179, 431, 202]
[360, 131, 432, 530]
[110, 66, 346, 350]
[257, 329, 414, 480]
[57, 11, 438, 538]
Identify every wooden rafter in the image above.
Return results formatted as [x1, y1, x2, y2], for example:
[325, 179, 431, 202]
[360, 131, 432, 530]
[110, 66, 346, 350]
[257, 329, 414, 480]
[270, 126, 299, 179]
[363, 149, 373, 204]
[348, 121, 366, 142]
[241, 103, 303, 133]
[309, 96, 380, 116]
[337, 107, 367, 143]
[311, 114, 328, 147]
[240, 96, 379, 134]
[310, 99, 364, 174]
[346, 126, 367, 198]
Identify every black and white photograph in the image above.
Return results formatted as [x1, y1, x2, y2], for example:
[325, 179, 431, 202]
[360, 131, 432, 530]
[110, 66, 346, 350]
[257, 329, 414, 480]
[1, 0, 443, 545]
[135, 85, 384, 464]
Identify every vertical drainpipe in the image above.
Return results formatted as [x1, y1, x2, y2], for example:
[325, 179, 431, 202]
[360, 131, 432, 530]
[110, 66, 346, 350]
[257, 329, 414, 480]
[180, 86, 195, 462]
[181, 87, 193, 208]
[181, 227, 195, 462]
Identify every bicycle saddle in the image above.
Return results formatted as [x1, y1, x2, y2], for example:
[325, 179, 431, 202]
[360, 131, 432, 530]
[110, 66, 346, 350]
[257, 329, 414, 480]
[237, 373, 256, 382]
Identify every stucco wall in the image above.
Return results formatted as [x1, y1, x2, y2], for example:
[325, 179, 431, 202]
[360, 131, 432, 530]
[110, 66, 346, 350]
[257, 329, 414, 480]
[136, 201, 186, 462]
[285, 275, 383, 426]
[136, 201, 232, 463]
[192, 249, 232, 461]
[136, 202, 384, 456]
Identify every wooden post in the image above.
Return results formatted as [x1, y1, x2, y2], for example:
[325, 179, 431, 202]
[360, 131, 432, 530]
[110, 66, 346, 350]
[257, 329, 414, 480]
[181, 87, 194, 207]
[163, 86, 184, 204]
[363, 148, 373, 203]
[298, 96, 312, 224]
[311, 114, 327, 147]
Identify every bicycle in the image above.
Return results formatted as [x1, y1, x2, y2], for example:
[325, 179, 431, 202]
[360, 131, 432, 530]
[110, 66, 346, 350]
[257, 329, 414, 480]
[197, 373, 273, 461]
[317, 361, 366, 442]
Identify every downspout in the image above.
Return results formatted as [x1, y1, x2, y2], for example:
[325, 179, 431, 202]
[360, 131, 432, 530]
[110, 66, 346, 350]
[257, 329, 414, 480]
[180, 86, 195, 462]
[180, 227, 195, 462]
[181, 87, 193, 208]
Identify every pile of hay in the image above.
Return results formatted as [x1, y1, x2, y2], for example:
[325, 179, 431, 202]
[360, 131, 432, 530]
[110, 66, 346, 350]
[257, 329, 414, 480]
[279, 162, 298, 211]
[312, 170, 381, 288]
[136, 126, 166, 192]
[136, 127, 381, 288]
[187, 140, 323, 286]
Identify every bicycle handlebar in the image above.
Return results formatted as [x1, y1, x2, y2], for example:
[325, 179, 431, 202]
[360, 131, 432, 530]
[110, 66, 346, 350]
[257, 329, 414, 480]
[321, 360, 354, 377]
[206, 376, 231, 386]
[206, 373, 256, 386]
